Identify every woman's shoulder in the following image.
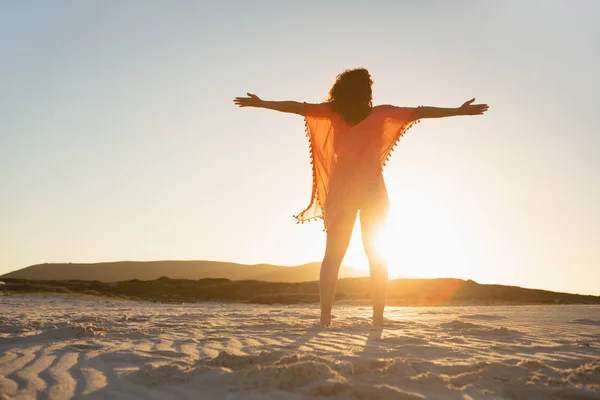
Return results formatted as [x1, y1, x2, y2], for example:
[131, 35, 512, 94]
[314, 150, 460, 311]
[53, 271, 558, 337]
[304, 102, 336, 118]
[372, 104, 419, 120]
[373, 104, 404, 111]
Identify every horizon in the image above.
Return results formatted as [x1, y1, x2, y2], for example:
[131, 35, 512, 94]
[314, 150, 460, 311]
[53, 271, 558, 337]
[4, 259, 599, 298]
[2, 1, 599, 296]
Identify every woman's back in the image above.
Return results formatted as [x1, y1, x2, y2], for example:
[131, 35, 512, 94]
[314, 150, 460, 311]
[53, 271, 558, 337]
[301, 103, 420, 229]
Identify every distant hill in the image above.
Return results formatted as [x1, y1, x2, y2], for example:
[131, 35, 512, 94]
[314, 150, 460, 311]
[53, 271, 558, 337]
[2, 276, 599, 306]
[0, 261, 366, 283]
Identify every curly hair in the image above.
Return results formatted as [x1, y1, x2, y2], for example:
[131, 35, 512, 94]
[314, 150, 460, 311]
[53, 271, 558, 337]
[327, 68, 373, 126]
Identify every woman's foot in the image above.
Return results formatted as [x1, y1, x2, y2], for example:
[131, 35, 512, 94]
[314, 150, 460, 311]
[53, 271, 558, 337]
[320, 314, 332, 327]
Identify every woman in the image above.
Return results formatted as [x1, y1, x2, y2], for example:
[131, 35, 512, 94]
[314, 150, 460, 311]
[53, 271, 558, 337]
[234, 68, 488, 326]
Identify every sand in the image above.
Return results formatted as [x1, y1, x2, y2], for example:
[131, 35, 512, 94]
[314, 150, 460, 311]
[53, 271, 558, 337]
[0, 294, 599, 399]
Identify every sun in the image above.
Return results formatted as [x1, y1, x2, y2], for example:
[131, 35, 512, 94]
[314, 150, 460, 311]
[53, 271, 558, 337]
[342, 188, 474, 280]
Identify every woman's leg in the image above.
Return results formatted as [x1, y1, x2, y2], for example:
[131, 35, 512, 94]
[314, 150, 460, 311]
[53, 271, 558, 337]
[360, 211, 388, 326]
[320, 213, 356, 326]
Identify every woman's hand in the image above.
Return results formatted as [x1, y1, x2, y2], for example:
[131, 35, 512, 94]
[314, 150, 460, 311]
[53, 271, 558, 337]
[459, 98, 489, 115]
[234, 93, 264, 108]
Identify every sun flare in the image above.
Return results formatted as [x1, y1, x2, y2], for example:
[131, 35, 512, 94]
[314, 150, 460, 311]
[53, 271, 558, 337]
[342, 187, 473, 280]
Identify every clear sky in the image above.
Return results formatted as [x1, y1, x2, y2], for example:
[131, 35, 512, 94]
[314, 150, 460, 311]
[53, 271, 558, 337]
[1, 1, 599, 295]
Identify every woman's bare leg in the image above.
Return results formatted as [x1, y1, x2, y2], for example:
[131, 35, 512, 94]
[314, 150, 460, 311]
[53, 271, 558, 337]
[360, 213, 388, 326]
[320, 213, 356, 326]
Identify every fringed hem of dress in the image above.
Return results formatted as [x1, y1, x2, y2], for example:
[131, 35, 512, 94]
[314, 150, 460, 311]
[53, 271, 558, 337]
[293, 111, 325, 225]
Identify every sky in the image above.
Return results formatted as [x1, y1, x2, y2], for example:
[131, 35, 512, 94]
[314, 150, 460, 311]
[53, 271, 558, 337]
[1, 1, 599, 295]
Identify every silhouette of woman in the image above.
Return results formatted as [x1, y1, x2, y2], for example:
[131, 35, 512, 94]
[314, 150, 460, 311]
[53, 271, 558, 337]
[234, 68, 488, 326]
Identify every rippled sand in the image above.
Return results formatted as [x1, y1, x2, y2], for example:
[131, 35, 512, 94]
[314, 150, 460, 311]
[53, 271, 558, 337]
[1, 294, 599, 399]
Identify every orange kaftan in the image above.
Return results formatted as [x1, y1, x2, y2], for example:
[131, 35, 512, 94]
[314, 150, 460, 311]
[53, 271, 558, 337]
[295, 103, 420, 231]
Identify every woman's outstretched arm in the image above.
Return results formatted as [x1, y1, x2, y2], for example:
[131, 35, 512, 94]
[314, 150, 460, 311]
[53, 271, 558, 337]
[415, 98, 489, 119]
[234, 93, 304, 115]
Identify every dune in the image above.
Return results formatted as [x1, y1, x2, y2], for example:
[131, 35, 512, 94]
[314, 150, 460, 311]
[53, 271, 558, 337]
[0, 261, 364, 283]
[2, 276, 599, 306]
[0, 294, 599, 399]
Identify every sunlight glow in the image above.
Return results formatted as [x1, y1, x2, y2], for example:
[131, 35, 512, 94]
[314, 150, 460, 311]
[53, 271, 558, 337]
[342, 187, 473, 280]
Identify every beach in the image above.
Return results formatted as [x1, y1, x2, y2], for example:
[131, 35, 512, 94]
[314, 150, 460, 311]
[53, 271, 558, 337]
[1, 294, 599, 399]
